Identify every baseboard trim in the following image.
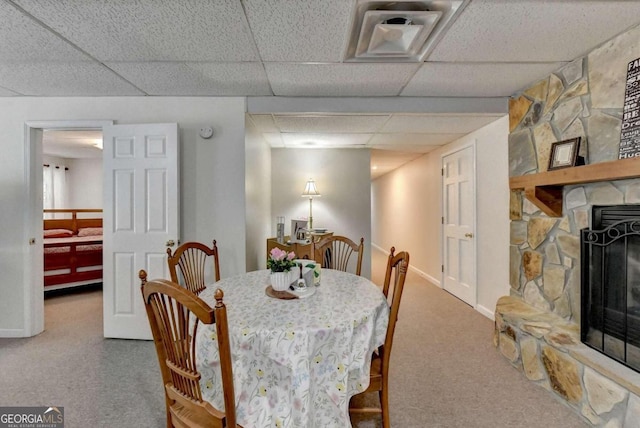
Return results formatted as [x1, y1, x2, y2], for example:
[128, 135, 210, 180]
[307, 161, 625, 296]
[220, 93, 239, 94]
[412, 267, 441, 287]
[371, 243, 441, 287]
[0, 328, 25, 338]
[371, 243, 387, 254]
[476, 304, 495, 321]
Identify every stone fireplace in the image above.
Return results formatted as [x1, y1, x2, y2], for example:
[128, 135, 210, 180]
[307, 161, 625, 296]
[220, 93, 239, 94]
[582, 205, 640, 373]
[497, 22, 640, 426]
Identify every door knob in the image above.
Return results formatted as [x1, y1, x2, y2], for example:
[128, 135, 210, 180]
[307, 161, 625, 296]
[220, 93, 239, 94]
[465, 233, 474, 238]
[166, 240, 175, 247]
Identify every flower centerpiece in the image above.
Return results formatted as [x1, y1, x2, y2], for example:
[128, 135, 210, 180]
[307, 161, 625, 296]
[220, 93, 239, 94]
[267, 247, 297, 291]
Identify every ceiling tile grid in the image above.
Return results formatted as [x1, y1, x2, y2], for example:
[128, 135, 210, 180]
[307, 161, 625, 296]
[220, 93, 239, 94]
[401, 62, 567, 97]
[242, 0, 355, 62]
[0, 1, 91, 62]
[106, 62, 272, 96]
[380, 114, 503, 134]
[281, 132, 373, 148]
[264, 63, 421, 96]
[248, 114, 280, 132]
[0, 62, 144, 96]
[0, 86, 19, 96]
[369, 132, 464, 147]
[428, 0, 640, 63]
[12, 0, 260, 62]
[273, 114, 390, 133]
[5, 0, 640, 177]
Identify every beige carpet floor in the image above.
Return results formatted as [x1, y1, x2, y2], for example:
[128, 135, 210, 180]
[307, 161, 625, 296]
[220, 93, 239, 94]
[0, 249, 589, 427]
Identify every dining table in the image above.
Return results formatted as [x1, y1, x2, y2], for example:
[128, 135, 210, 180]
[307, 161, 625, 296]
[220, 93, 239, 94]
[195, 268, 390, 428]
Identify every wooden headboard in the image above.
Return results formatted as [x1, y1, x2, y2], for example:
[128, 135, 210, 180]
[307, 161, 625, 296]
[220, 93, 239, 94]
[44, 209, 103, 234]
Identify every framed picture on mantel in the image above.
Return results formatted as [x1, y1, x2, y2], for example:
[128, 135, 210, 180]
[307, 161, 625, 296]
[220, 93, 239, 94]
[548, 137, 583, 171]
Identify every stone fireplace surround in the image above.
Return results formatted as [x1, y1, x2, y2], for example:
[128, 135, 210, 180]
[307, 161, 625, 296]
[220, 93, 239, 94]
[498, 179, 640, 425]
[496, 281, 640, 426]
[501, 23, 640, 426]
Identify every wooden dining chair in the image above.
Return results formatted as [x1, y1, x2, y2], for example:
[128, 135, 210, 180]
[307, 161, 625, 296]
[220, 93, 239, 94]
[349, 247, 410, 428]
[140, 270, 240, 428]
[313, 235, 364, 276]
[166, 240, 220, 295]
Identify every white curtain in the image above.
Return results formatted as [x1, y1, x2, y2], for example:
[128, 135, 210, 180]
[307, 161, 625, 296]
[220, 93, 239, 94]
[43, 164, 68, 219]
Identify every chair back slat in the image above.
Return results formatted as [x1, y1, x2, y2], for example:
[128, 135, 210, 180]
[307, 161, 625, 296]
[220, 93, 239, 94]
[380, 247, 410, 378]
[313, 235, 364, 276]
[167, 240, 220, 295]
[140, 271, 238, 427]
[348, 246, 409, 427]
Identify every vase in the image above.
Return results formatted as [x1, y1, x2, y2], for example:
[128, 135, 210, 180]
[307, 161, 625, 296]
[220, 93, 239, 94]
[270, 271, 291, 291]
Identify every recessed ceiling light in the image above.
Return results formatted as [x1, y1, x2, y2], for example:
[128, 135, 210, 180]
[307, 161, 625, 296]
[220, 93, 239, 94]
[372, 165, 378, 170]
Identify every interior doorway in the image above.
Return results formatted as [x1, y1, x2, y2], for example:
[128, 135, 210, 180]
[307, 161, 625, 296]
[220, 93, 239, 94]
[24, 120, 113, 337]
[42, 129, 104, 329]
[441, 142, 477, 307]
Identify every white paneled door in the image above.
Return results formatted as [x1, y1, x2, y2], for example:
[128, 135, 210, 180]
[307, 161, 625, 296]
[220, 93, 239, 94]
[442, 144, 476, 307]
[103, 124, 179, 339]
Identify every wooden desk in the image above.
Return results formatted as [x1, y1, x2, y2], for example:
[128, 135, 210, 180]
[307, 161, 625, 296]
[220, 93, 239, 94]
[267, 237, 313, 261]
[266, 232, 333, 264]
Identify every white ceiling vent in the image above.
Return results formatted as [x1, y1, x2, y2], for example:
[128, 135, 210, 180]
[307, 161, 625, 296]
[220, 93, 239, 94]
[345, 1, 469, 62]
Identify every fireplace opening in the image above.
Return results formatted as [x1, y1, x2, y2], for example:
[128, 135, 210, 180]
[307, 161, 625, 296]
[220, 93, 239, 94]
[581, 204, 640, 373]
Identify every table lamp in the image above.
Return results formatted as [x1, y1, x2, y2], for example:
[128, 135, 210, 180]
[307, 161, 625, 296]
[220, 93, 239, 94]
[301, 178, 321, 230]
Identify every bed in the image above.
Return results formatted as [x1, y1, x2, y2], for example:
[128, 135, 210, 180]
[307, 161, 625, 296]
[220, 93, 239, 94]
[43, 209, 103, 290]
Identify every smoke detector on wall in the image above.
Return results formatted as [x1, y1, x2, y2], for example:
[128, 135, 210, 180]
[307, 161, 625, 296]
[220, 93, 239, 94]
[345, 0, 468, 62]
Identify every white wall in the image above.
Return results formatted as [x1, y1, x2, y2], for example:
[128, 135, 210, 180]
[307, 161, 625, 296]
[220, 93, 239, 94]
[371, 149, 442, 281]
[372, 116, 510, 319]
[0, 97, 247, 335]
[244, 115, 272, 272]
[42, 155, 102, 212]
[271, 148, 372, 278]
[67, 158, 102, 209]
[474, 116, 510, 319]
[42, 155, 71, 209]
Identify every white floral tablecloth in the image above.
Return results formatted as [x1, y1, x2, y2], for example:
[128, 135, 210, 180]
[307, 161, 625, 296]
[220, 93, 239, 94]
[196, 269, 389, 428]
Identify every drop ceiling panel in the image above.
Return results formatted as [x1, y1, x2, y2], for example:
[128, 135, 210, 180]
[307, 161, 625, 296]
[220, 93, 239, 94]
[249, 115, 279, 133]
[13, 0, 259, 61]
[0, 86, 19, 96]
[373, 145, 439, 153]
[282, 133, 373, 148]
[242, 0, 354, 62]
[0, 63, 144, 96]
[274, 115, 389, 133]
[402, 62, 566, 97]
[106, 62, 272, 95]
[381, 114, 503, 134]
[0, 1, 90, 62]
[265, 63, 421, 96]
[429, 0, 640, 62]
[370, 132, 464, 147]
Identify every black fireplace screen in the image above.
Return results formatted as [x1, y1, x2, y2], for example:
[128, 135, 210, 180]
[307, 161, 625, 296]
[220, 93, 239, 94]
[581, 205, 640, 373]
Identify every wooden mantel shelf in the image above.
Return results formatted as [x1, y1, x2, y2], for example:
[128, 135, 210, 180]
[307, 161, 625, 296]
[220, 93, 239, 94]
[509, 157, 640, 217]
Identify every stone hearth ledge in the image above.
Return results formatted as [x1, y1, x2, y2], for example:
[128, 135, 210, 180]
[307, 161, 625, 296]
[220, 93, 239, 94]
[495, 295, 640, 425]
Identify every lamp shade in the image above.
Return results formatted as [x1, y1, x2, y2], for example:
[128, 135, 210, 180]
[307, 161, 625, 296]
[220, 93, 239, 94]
[301, 179, 321, 198]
